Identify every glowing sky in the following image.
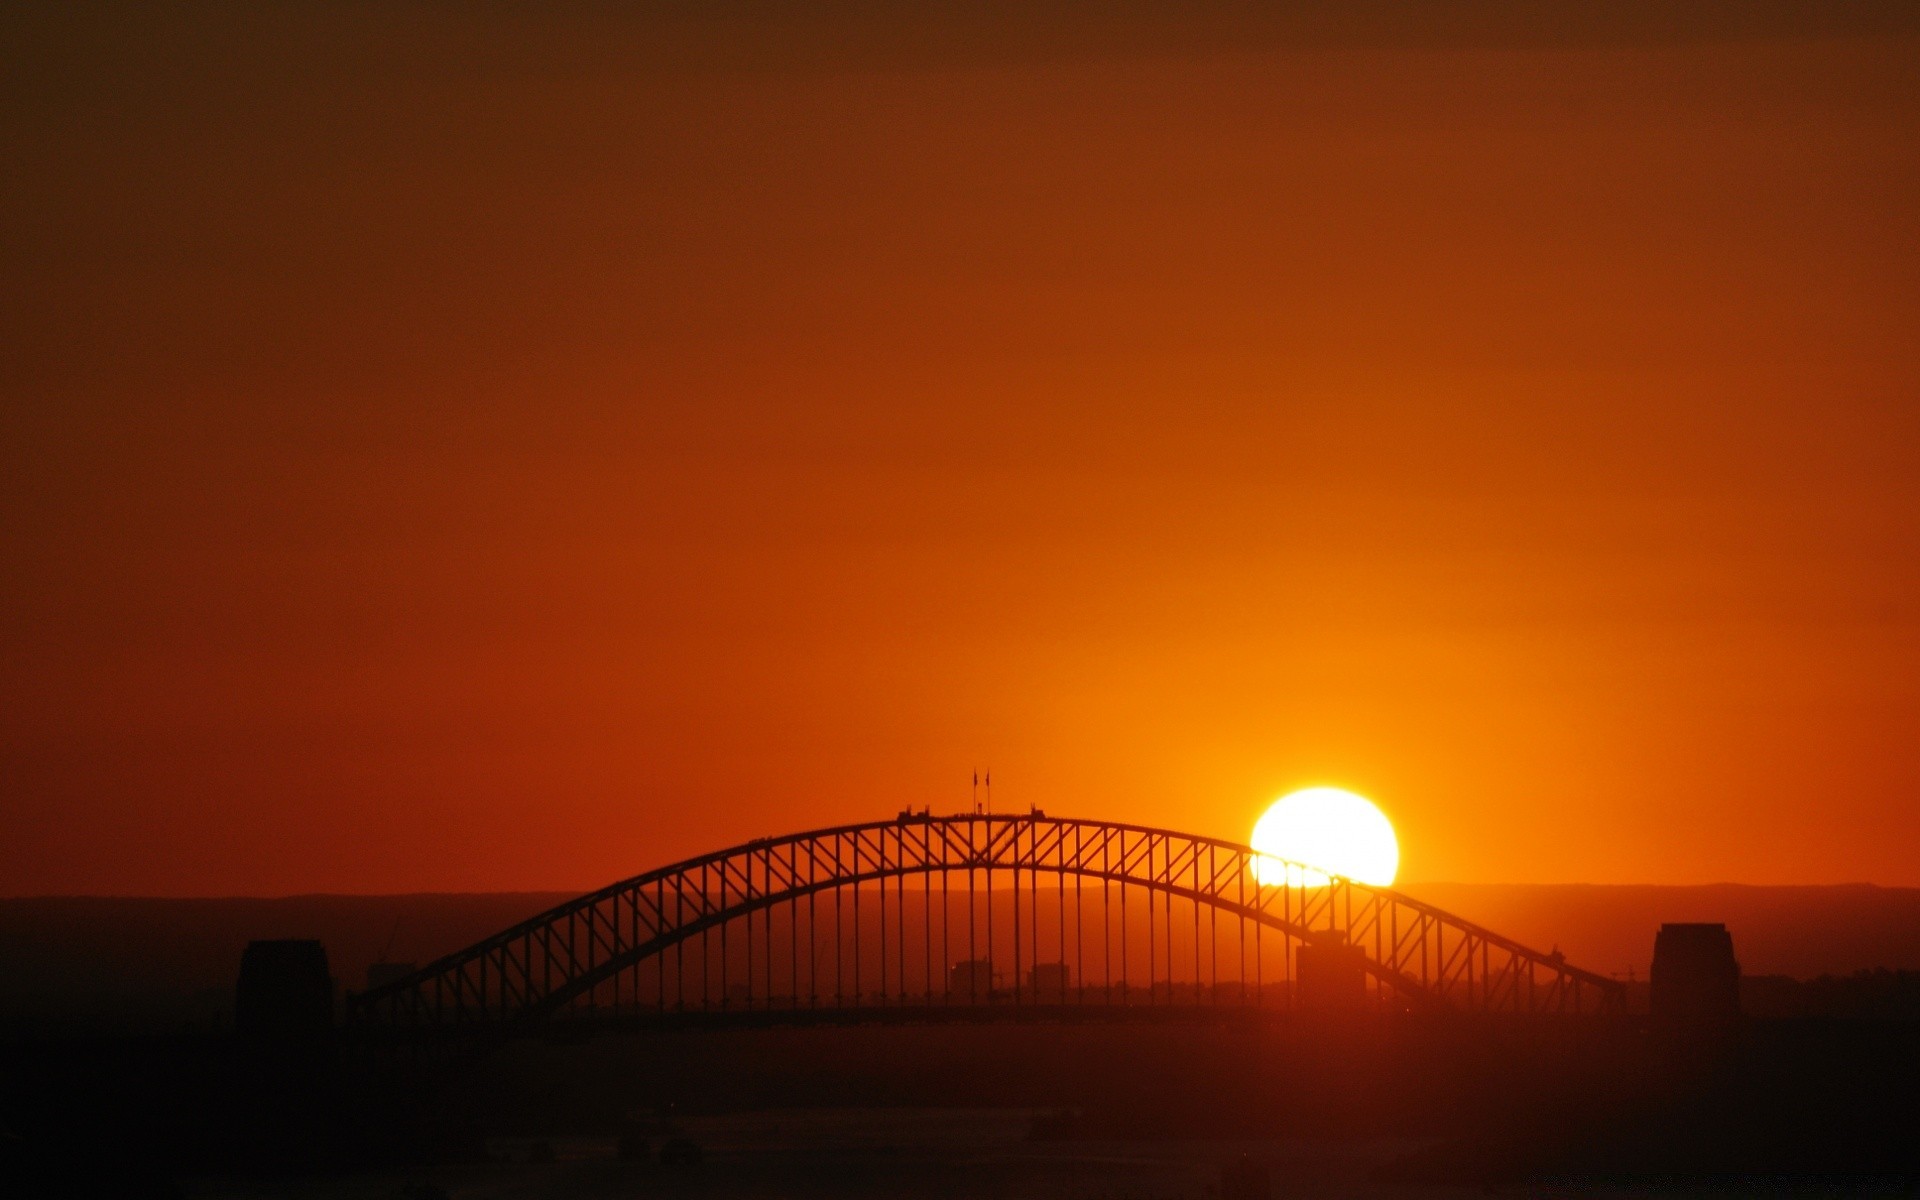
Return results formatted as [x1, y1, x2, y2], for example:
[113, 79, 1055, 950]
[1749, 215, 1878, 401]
[5, 4, 1920, 894]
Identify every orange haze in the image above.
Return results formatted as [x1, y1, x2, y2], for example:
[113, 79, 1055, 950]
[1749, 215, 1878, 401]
[5, 4, 1920, 895]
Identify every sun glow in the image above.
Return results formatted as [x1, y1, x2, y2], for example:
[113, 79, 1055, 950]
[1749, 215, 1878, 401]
[1251, 787, 1399, 887]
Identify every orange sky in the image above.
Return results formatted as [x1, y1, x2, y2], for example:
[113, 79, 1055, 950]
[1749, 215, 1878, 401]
[5, 4, 1920, 895]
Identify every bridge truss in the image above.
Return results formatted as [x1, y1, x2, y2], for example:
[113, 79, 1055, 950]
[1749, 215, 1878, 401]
[348, 813, 1623, 1031]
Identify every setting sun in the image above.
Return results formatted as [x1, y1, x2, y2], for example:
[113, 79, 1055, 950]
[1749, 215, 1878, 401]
[1251, 787, 1400, 888]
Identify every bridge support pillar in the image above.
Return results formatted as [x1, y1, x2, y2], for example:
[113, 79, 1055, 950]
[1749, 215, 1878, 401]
[1651, 923, 1740, 1028]
[234, 940, 338, 1168]
[238, 939, 334, 1042]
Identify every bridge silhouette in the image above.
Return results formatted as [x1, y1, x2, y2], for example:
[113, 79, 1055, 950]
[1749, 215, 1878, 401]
[348, 812, 1623, 1033]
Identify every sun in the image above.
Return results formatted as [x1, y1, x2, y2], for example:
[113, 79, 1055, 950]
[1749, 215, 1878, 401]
[1251, 787, 1399, 887]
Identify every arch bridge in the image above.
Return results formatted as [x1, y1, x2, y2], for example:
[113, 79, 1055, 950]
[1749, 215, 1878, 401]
[348, 813, 1622, 1032]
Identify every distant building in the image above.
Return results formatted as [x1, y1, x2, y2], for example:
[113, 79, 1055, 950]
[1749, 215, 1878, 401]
[949, 958, 993, 1001]
[1651, 922, 1740, 1025]
[365, 961, 416, 991]
[1296, 932, 1366, 1011]
[1028, 961, 1070, 1000]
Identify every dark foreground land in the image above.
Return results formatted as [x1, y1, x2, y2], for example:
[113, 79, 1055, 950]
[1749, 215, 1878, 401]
[196, 1115, 1446, 1200]
[5, 1014, 1920, 1197]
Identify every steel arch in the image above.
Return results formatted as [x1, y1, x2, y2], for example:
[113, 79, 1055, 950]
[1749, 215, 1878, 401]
[347, 813, 1623, 1029]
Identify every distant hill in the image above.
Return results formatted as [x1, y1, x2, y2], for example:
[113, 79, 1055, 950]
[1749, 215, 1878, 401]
[1402, 882, 1920, 982]
[0, 892, 573, 1034]
[3, 885, 1918, 1032]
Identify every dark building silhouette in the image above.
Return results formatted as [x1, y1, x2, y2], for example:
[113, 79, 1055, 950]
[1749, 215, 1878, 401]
[1028, 961, 1070, 1000]
[236, 939, 333, 1040]
[1650, 922, 1740, 1025]
[1296, 932, 1367, 1010]
[949, 958, 993, 1000]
